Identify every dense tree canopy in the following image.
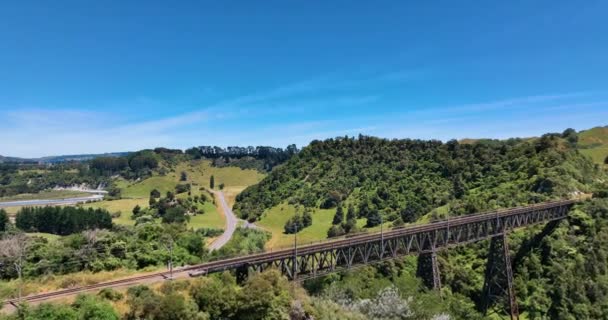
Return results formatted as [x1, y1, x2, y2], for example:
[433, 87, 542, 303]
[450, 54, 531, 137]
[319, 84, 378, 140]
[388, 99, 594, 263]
[235, 134, 599, 222]
[15, 207, 112, 235]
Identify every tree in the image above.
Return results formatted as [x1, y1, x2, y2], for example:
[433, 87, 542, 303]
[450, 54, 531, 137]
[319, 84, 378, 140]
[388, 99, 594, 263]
[453, 174, 466, 199]
[236, 270, 292, 320]
[126, 285, 160, 320]
[347, 205, 356, 221]
[0, 209, 8, 232]
[166, 191, 175, 201]
[15, 207, 112, 235]
[155, 294, 199, 320]
[284, 214, 302, 234]
[73, 294, 119, 320]
[366, 210, 382, 228]
[327, 224, 345, 238]
[332, 206, 344, 225]
[302, 211, 312, 227]
[180, 171, 188, 181]
[191, 275, 238, 319]
[0, 233, 28, 301]
[132, 205, 141, 215]
[210, 175, 215, 189]
[19, 303, 78, 320]
[219, 183, 225, 190]
[604, 155, 608, 165]
[150, 189, 161, 198]
[561, 128, 578, 145]
[162, 207, 189, 224]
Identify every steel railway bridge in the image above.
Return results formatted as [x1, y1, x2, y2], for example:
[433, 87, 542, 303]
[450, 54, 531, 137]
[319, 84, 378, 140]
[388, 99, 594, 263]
[3, 199, 577, 319]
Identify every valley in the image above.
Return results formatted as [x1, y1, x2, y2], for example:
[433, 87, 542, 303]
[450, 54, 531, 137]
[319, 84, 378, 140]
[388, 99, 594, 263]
[1, 128, 608, 319]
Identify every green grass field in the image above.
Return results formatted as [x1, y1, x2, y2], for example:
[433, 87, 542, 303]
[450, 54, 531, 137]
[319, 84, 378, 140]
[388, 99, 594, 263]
[188, 202, 225, 230]
[118, 160, 265, 199]
[119, 176, 178, 199]
[84, 198, 151, 226]
[579, 126, 608, 166]
[257, 203, 385, 249]
[258, 203, 334, 249]
[176, 160, 266, 190]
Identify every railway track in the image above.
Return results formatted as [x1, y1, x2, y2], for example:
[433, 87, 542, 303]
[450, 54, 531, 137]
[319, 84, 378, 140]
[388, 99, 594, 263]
[2, 199, 577, 307]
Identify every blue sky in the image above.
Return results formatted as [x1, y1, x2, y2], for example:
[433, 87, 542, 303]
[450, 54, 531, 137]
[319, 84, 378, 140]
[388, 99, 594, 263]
[1, 1, 607, 157]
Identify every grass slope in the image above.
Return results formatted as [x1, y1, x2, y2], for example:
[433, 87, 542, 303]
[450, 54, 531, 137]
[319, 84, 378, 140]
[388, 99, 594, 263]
[84, 198, 150, 226]
[257, 203, 333, 249]
[579, 126, 608, 166]
[110, 160, 264, 229]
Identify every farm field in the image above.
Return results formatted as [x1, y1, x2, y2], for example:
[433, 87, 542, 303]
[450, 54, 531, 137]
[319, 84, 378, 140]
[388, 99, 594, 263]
[83, 198, 150, 226]
[106, 160, 264, 230]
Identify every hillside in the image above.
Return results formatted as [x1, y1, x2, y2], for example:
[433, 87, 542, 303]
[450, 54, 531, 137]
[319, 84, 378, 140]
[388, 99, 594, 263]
[578, 126, 608, 166]
[235, 133, 602, 225]
[231, 130, 608, 318]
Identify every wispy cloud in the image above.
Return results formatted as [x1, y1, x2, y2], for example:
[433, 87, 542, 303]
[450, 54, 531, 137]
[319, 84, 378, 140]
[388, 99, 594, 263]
[1, 68, 605, 158]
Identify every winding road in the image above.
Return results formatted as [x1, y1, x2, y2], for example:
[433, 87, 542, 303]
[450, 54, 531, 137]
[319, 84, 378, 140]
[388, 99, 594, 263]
[207, 190, 239, 251]
[207, 190, 260, 251]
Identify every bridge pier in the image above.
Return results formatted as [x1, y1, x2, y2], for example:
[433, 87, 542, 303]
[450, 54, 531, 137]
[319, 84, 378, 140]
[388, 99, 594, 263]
[431, 248, 442, 291]
[416, 247, 441, 292]
[482, 232, 519, 320]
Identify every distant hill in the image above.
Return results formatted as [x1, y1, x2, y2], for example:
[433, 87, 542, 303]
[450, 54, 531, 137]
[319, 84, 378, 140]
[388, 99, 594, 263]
[578, 126, 608, 166]
[0, 152, 131, 164]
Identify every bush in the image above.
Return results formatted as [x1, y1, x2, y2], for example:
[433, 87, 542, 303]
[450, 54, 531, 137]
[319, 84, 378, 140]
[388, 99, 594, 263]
[98, 288, 124, 302]
[175, 184, 191, 194]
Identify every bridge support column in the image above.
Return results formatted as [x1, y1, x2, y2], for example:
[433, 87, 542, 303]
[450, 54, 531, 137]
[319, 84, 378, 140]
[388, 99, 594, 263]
[416, 247, 441, 292]
[482, 233, 519, 320]
[431, 248, 442, 291]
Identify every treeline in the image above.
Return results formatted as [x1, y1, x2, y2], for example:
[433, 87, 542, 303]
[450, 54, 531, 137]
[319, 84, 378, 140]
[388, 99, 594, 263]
[186, 144, 298, 172]
[15, 207, 113, 235]
[89, 150, 160, 177]
[235, 130, 600, 222]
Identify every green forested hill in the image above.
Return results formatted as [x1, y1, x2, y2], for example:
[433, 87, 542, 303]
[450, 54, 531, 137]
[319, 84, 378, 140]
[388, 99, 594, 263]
[235, 131, 602, 223]
[230, 131, 608, 319]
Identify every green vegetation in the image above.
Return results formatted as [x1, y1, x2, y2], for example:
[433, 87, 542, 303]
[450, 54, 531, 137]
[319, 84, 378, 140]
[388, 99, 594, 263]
[0, 223, 209, 286]
[1, 129, 607, 319]
[258, 203, 347, 248]
[283, 207, 312, 234]
[236, 131, 600, 226]
[3, 294, 120, 320]
[15, 207, 113, 235]
[213, 228, 270, 257]
[578, 126, 608, 166]
[84, 198, 150, 226]
[0, 209, 7, 232]
[188, 202, 225, 230]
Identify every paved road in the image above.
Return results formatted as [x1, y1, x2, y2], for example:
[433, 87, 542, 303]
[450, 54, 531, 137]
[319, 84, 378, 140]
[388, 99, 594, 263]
[0, 194, 104, 208]
[207, 190, 238, 251]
